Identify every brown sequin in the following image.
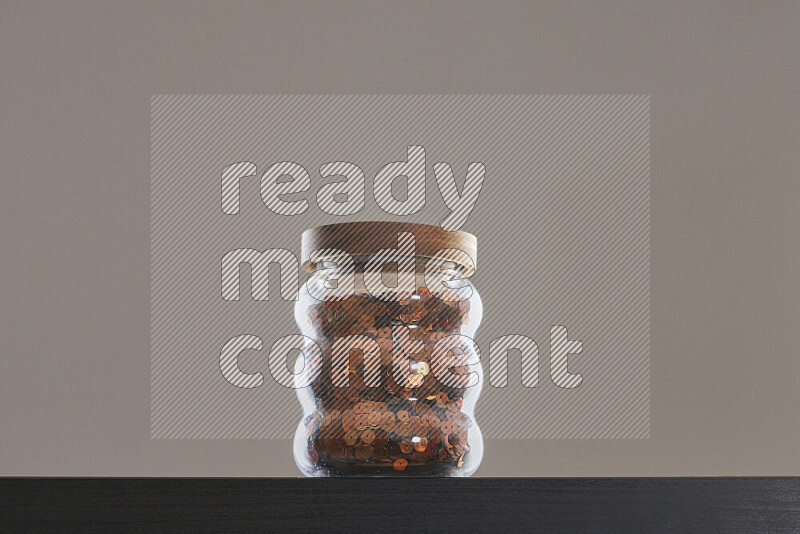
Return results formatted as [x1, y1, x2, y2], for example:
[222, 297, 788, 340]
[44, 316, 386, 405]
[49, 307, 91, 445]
[354, 445, 373, 460]
[361, 429, 376, 445]
[367, 411, 383, 427]
[344, 431, 359, 446]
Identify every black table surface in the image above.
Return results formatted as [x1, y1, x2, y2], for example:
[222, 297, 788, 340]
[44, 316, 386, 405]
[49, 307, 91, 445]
[2, 477, 799, 532]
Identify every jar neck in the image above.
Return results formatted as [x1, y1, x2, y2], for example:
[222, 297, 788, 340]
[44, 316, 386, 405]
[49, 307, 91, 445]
[316, 256, 462, 276]
[311, 262, 468, 298]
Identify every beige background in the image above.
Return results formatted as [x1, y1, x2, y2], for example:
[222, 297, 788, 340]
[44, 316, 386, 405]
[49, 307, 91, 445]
[1, 0, 798, 476]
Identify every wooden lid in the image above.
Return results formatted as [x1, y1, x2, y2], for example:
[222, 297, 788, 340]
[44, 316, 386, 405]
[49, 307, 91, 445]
[301, 221, 477, 274]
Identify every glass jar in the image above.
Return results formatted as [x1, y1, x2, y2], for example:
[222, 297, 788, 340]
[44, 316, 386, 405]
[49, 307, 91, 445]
[293, 222, 483, 476]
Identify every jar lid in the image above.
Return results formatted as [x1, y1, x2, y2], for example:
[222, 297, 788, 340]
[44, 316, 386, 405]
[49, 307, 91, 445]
[301, 221, 477, 275]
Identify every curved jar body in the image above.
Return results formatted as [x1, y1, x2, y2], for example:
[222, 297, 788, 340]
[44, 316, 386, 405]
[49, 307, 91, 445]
[293, 263, 483, 477]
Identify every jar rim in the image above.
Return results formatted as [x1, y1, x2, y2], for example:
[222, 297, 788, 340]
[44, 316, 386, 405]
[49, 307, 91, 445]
[300, 221, 477, 275]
